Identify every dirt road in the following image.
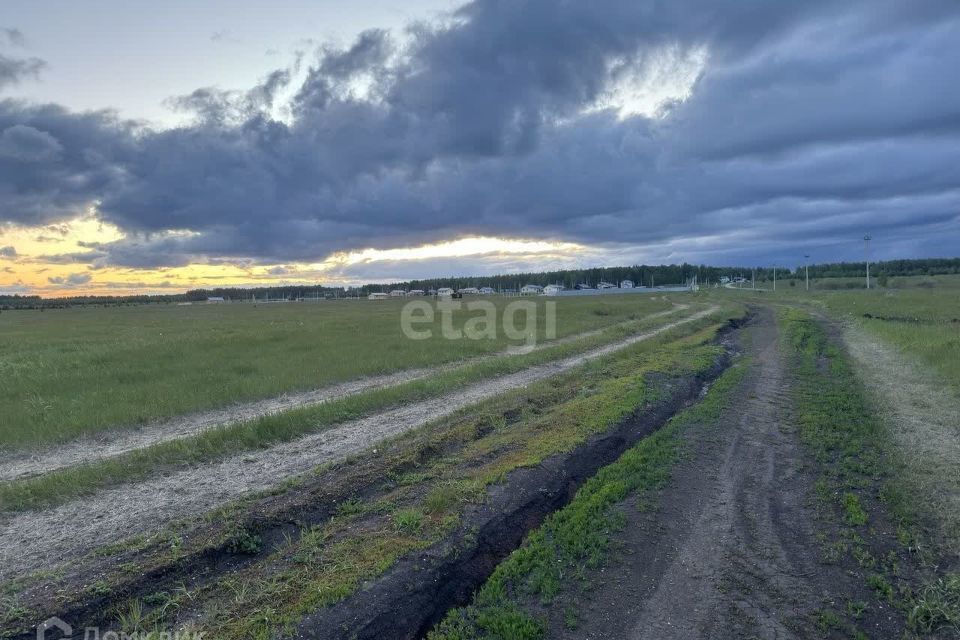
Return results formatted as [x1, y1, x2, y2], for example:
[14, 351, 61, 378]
[0, 305, 715, 583]
[0, 304, 689, 482]
[558, 308, 896, 639]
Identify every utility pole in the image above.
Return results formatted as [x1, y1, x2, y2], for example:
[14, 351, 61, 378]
[773, 266, 777, 292]
[864, 235, 872, 289]
[804, 254, 810, 291]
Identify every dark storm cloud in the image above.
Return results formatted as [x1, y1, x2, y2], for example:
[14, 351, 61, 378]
[0, 102, 137, 224]
[168, 69, 292, 126]
[0, 124, 64, 161]
[1, 0, 959, 268]
[47, 272, 92, 286]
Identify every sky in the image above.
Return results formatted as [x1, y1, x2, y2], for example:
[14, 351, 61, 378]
[1, 0, 959, 296]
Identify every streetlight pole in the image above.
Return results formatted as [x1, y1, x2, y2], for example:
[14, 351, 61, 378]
[804, 254, 810, 291]
[864, 235, 872, 289]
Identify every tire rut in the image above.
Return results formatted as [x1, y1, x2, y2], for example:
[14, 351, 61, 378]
[551, 308, 842, 640]
[627, 311, 820, 639]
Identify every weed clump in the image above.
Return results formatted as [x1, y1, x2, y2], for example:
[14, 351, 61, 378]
[225, 527, 262, 555]
[393, 509, 425, 535]
[909, 574, 960, 635]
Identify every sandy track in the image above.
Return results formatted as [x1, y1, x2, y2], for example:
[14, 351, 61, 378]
[626, 309, 822, 639]
[0, 304, 688, 482]
[842, 321, 960, 556]
[0, 305, 715, 581]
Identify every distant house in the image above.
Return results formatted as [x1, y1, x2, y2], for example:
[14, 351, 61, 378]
[620, 280, 634, 289]
[459, 287, 479, 295]
[520, 284, 543, 295]
[720, 276, 731, 284]
[575, 283, 593, 290]
[368, 292, 389, 300]
[478, 287, 495, 294]
[206, 296, 225, 303]
[408, 289, 425, 296]
[389, 290, 407, 297]
[436, 287, 455, 297]
[543, 284, 564, 295]
[597, 281, 616, 289]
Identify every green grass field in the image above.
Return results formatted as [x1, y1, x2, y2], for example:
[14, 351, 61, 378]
[741, 272, 960, 292]
[817, 288, 960, 390]
[714, 273, 960, 393]
[0, 295, 677, 449]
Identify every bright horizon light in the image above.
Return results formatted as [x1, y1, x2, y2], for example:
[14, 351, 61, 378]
[0, 217, 594, 297]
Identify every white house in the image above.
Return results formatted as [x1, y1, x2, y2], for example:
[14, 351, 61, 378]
[543, 284, 564, 295]
[207, 296, 225, 303]
[408, 289, 425, 296]
[436, 287, 454, 297]
[520, 284, 543, 294]
[597, 281, 616, 289]
[368, 292, 389, 300]
[459, 287, 479, 295]
[478, 287, 495, 294]
[620, 280, 634, 289]
[389, 290, 407, 297]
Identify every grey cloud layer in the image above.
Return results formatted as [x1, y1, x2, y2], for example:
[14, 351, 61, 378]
[1, 1, 959, 269]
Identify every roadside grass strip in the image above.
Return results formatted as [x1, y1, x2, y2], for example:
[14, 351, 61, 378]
[427, 353, 750, 639]
[779, 308, 960, 638]
[2, 317, 739, 639]
[0, 303, 734, 514]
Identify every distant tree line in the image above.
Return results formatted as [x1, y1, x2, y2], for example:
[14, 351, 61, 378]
[795, 258, 960, 279]
[0, 293, 190, 310]
[3, 257, 958, 309]
[383, 263, 710, 293]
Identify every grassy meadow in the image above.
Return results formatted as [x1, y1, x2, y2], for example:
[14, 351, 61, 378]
[817, 287, 960, 390]
[0, 294, 677, 449]
[716, 273, 960, 393]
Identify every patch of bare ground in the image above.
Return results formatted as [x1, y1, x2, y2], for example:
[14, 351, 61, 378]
[842, 320, 960, 560]
[0, 305, 715, 585]
[293, 360, 730, 640]
[0, 304, 689, 483]
[544, 308, 901, 639]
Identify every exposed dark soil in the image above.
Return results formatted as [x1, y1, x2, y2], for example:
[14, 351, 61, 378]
[533, 307, 905, 639]
[292, 351, 733, 639]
